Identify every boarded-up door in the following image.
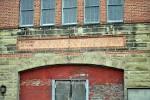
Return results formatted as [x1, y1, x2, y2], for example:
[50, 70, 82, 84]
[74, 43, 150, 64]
[53, 80, 88, 100]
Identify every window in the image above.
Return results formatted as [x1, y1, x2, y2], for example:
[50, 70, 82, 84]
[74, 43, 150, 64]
[41, 0, 55, 26]
[128, 89, 150, 100]
[20, 0, 34, 26]
[84, 0, 100, 24]
[62, 0, 77, 25]
[52, 80, 89, 100]
[107, 0, 123, 23]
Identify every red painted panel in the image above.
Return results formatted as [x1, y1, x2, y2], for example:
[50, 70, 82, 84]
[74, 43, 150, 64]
[20, 65, 124, 100]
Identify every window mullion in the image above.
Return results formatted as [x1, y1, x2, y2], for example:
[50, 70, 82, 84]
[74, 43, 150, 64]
[21, 9, 33, 11]
[85, 5, 99, 8]
[42, 8, 55, 10]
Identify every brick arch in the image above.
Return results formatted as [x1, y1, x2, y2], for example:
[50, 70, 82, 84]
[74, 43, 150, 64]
[19, 63, 124, 72]
[17, 52, 125, 72]
[19, 64, 124, 100]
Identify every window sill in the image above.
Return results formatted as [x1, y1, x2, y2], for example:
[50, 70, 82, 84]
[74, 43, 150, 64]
[20, 24, 34, 28]
[107, 20, 123, 23]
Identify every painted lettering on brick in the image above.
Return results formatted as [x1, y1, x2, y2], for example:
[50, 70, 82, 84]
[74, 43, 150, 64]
[17, 36, 125, 51]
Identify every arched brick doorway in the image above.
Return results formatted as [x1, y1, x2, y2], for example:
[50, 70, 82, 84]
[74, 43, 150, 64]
[20, 64, 124, 100]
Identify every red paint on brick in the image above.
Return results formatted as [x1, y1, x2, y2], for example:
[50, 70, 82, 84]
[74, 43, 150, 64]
[20, 64, 123, 100]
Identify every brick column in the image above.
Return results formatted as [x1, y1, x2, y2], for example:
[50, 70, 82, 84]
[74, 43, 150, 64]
[77, 0, 84, 25]
[55, 0, 62, 26]
[34, 0, 41, 27]
[100, 0, 107, 24]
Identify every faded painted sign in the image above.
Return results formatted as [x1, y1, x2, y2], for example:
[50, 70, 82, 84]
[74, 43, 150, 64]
[17, 36, 125, 51]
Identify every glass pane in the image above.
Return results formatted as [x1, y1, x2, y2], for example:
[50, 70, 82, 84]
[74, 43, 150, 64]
[72, 81, 86, 100]
[85, 7, 99, 23]
[85, 0, 99, 6]
[63, 0, 76, 8]
[128, 89, 150, 100]
[21, 0, 33, 10]
[55, 81, 70, 100]
[21, 11, 33, 25]
[42, 9, 55, 24]
[63, 8, 76, 24]
[42, 0, 55, 9]
[108, 5, 123, 21]
[108, 0, 122, 5]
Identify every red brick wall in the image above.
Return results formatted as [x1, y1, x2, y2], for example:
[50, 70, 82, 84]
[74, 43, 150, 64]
[0, 0, 19, 29]
[124, 0, 150, 23]
[0, 0, 150, 29]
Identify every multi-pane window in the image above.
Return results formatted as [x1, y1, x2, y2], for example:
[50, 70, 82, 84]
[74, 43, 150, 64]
[62, 0, 77, 24]
[128, 89, 150, 100]
[107, 0, 123, 23]
[52, 80, 88, 100]
[41, 0, 55, 25]
[20, 0, 34, 26]
[84, 0, 99, 24]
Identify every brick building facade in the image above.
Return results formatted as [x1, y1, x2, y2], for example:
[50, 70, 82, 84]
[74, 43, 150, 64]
[0, 0, 150, 100]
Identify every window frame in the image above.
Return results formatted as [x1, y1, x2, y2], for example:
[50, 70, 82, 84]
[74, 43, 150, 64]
[84, 0, 100, 24]
[20, 0, 34, 27]
[62, 0, 77, 25]
[52, 79, 89, 100]
[40, 0, 55, 26]
[107, 0, 124, 23]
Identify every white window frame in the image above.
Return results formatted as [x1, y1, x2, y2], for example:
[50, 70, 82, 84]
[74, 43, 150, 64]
[20, 0, 34, 27]
[52, 79, 89, 100]
[62, 0, 77, 25]
[107, 0, 124, 23]
[84, 0, 100, 24]
[40, 0, 55, 26]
